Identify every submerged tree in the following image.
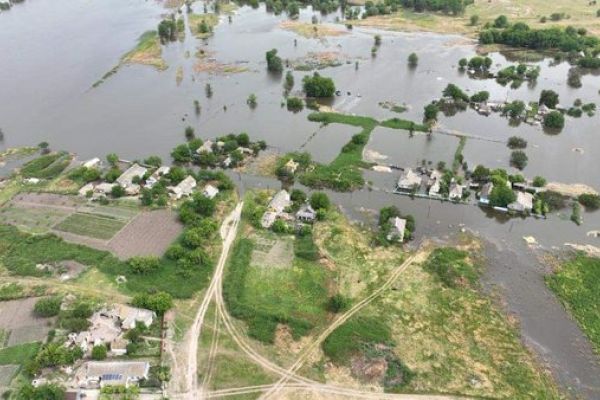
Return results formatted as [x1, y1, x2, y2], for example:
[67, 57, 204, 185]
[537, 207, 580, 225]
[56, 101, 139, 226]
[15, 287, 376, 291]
[408, 52, 418, 67]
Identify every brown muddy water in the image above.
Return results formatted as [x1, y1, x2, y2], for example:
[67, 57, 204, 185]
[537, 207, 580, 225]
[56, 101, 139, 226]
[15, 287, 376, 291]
[1, 0, 600, 398]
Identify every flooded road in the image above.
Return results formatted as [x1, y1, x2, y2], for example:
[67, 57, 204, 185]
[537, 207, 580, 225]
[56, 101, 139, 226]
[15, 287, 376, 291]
[1, 0, 600, 398]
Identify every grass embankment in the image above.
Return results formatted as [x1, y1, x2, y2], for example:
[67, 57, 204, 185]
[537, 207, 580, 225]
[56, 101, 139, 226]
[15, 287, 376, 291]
[348, 0, 600, 37]
[20, 152, 71, 180]
[280, 21, 347, 38]
[546, 255, 600, 353]
[188, 13, 219, 39]
[0, 224, 208, 299]
[93, 31, 167, 88]
[318, 233, 561, 397]
[452, 136, 467, 174]
[298, 112, 427, 191]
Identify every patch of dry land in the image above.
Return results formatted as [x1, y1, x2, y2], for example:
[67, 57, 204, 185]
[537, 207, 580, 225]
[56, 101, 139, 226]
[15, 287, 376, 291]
[188, 13, 220, 38]
[122, 31, 167, 70]
[349, 0, 600, 36]
[280, 21, 348, 38]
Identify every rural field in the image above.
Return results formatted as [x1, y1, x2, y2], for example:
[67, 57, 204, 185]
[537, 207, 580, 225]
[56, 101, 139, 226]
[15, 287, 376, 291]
[0, 298, 52, 347]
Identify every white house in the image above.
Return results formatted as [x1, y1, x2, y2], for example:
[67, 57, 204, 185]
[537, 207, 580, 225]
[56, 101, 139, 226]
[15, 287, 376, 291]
[386, 217, 406, 242]
[479, 182, 494, 205]
[397, 168, 422, 192]
[84, 361, 149, 388]
[196, 140, 214, 154]
[83, 158, 101, 169]
[169, 176, 197, 200]
[202, 184, 219, 199]
[146, 166, 170, 189]
[116, 164, 147, 188]
[508, 191, 533, 213]
[113, 304, 156, 330]
[296, 204, 317, 222]
[448, 181, 464, 201]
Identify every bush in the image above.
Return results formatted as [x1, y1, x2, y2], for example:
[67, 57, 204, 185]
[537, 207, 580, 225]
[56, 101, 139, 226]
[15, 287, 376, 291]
[322, 317, 391, 363]
[407, 52, 418, 67]
[91, 344, 107, 360]
[579, 193, 600, 210]
[34, 297, 62, 317]
[423, 103, 439, 121]
[326, 294, 350, 313]
[507, 136, 527, 149]
[286, 97, 304, 112]
[132, 292, 173, 315]
[310, 192, 330, 210]
[539, 89, 559, 109]
[302, 72, 336, 97]
[544, 111, 565, 129]
[532, 176, 547, 187]
[510, 150, 528, 170]
[128, 256, 161, 274]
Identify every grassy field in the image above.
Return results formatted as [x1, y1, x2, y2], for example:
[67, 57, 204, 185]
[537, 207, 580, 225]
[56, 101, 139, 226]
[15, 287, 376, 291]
[0, 206, 68, 234]
[0, 343, 40, 365]
[123, 31, 167, 70]
[546, 255, 600, 353]
[298, 112, 427, 191]
[320, 244, 562, 397]
[188, 13, 219, 38]
[280, 21, 347, 38]
[54, 212, 126, 240]
[350, 0, 600, 36]
[20, 152, 71, 180]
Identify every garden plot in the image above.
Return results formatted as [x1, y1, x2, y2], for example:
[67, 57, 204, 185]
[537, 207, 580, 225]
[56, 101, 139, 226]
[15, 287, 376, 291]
[107, 209, 183, 259]
[0, 364, 19, 389]
[0, 205, 68, 233]
[0, 298, 52, 346]
[250, 235, 294, 269]
[54, 212, 127, 240]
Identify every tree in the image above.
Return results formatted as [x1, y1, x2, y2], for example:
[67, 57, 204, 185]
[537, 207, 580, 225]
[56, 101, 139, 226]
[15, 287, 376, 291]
[247, 93, 257, 109]
[374, 34, 382, 46]
[423, 103, 439, 121]
[442, 83, 468, 102]
[507, 136, 527, 149]
[266, 49, 283, 72]
[544, 111, 565, 129]
[284, 71, 294, 91]
[503, 100, 525, 119]
[470, 14, 479, 25]
[302, 73, 336, 97]
[489, 185, 516, 207]
[408, 52, 418, 67]
[91, 344, 107, 360]
[326, 294, 350, 313]
[111, 184, 125, 198]
[470, 91, 489, 103]
[144, 155, 162, 167]
[378, 205, 400, 226]
[171, 144, 192, 163]
[132, 292, 173, 315]
[510, 150, 528, 170]
[271, 219, 289, 233]
[539, 89, 559, 109]
[106, 153, 119, 167]
[494, 15, 509, 28]
[286, 97, 303, 112]
[458, 58, 467, 69]
[192, 192, 216, 216]
[471, 165, 490, 182]
[128, 256, 161, 274]
[529, 176, 546, 188]
[184, 126, 195, 141]
[15, 383, 65, 400]
[310, 192, 330, 210]
[579, 193, 600, 210]
[291, 189, 307, 204]
[34, 297, 62, 317]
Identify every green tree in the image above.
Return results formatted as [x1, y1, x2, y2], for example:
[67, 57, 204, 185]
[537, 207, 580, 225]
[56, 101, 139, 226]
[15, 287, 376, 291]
[470, 14, 479, 25]
[539, 89, 559, 109]
[91, 344, 107, 360]
[579, 193, 600, 210]
[423, 103, 439, 121]
[171, 144, 192, 163]
[507, 136, 527, 149]
[132, 292, 173, 315]
[510, 150, 528, 170]
[34, 297, 62, 317]
[544, 111, 565, 129]
[15, 383, 65, 400]
[266, 49, 283, 72]
[408, 52, 418, 67]
[533, 176, 547, 187]
[128, 256, 161, 274]
[310, 192, 330, 210]
[284, 71, 295, 91]
[111, 185, 125, 198]
[489, 185, 516, 207]
[494, 15, 509, 28]
[302, 72, 336, 97]
[106, 153, 119, 166]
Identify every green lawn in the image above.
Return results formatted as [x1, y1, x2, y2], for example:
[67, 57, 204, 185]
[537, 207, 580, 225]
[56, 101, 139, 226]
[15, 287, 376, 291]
[223, 235, 330, 343]
[546, 255, 600, 352]
[53, 212, 126, 240]
[0, 342, 40, 365]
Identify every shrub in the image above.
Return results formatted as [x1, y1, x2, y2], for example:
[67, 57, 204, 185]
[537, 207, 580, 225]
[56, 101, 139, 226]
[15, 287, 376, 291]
[532, 176, 547, 187]
[507, 136, 527, 149]
[34, 297, 62, 317]
[286, 97, 304, 112]
[91, 344, 107, 360]
[302, 72, 336, 97]
[310, 192, 330, 210]
[510, 150, 528, 170]
[579, 193, 600, 210]
[544, 111, 565, 129]
[128, 256, 161, 274]
[326, 294, 350, 313]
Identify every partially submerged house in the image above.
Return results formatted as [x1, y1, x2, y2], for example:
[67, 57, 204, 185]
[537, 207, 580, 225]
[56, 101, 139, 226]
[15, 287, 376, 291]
[387, 217, 406, 242]
[196, 140, 214, 154]
[169, 175, 197, 200]
[508, 191, 533, 213]
[427, 170, 443, 197]
[448, 181, 464, 201]
[145, 166, 170, 189]
[284, 159, 299, 174]
[116, 164, 147, 188]
[83, 158, 101, 169]
[479, 182, 494, 205]
[83, 361, 149, 388]
[396, 168, 422, 192]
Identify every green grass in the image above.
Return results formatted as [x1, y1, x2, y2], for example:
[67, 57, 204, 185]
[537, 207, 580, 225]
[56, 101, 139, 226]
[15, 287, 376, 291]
[0, 206, 69, 234]
[53, 212, 126, 240]
[294, 233, 319, 261]
[546, 255, 600, 352]
[322, 316, 392, 363]
[298, 112, 427, 191]
[223, 236, 329, 343]
[452, 136, 467, 174]
[423, 247, 477, 288]
[0, 342, 40, 365]
[20, 152, 71, 179]
[0, 224, 210, 298]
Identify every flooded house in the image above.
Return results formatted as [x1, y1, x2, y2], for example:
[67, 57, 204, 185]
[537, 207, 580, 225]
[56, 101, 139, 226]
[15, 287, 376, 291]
[479, 182, 494, 205]
[296, 204, 317, 222]
[448, 181, 464, 201]
[116, 163, 147, 188]
[196, 140, 214, 154]
[145, 166, 170, 189]
[508, 191, 534, 213]
[168, 175, 197, 200]
[386, 217, 406, 242]
[396, 168, 422, 192]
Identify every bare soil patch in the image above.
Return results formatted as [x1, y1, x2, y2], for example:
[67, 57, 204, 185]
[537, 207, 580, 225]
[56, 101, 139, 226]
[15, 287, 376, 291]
[250, 236, 294, 269]
[0, 364, 18, 387]
[0, 298, 52, 346]
[107, 209, 183, 259]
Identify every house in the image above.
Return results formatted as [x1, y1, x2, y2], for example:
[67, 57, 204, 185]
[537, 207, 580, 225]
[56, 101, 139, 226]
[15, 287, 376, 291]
[428, 170, 443, 197]
[396, 168, 421, 192]
[268, 190, 291, 214]
[508, 191, 533, 213]
[23, 177, 41, 184]
[222, 156, 232, 168]
[124, 184, 140, 196]
[83, 158, 101, 169]
[78, 183, 95, 197]
[110, 338, 128, 356]
[479, 182, 494, 205]
[448, 181, 464, 201]
[237, 147, 254, 155]
[84, 361, 149, 388]
[113, 304, 156, 330]
[168, 175, 197, 200]
[296, 204, 317, 222]
[116, 164, 147, 188]
[261, 211, 278, 228]
[202, 184, 219, 199]
[145, 166, 170, 189]
[196, 140, 213, 154]
[386, 217, 406, 242]
[285, 159, 299, 174]
[94, 183, 116, 195]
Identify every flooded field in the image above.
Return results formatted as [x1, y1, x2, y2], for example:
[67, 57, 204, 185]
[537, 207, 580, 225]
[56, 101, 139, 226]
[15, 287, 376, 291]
[2, 0, 600, 398]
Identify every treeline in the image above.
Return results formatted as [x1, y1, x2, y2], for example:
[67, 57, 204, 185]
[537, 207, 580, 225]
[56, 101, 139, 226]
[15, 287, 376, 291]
[479, 19, 600, 53]
[363, 0, 473, 18]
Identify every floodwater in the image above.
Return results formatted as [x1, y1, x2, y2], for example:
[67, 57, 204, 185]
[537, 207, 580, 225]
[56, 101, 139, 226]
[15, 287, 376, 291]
[1, 0, 600, 398]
